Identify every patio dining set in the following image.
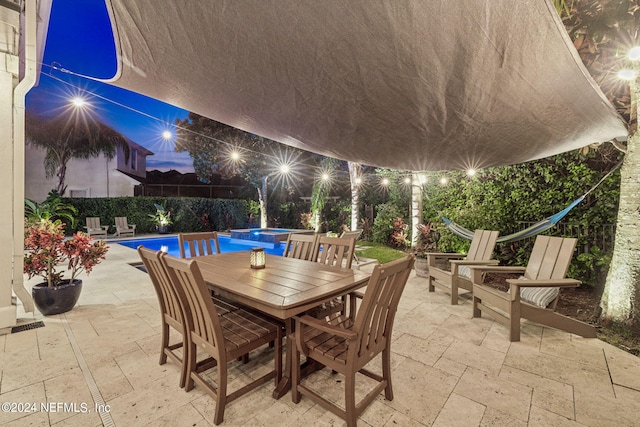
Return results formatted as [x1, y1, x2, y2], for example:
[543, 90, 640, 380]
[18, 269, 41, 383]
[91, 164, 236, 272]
[137, 231, 414, 426]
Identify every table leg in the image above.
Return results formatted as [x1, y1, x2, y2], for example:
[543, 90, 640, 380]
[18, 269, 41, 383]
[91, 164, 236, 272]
[272, 318, 293, 399]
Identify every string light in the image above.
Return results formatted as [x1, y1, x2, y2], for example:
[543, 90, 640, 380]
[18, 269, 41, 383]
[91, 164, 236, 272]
[629, 46, 640, 61]
[467, 168, 476, 177]
[71, 96, 87, 108]
[42, 61, 481, 191]
[617, 69, 636, 80]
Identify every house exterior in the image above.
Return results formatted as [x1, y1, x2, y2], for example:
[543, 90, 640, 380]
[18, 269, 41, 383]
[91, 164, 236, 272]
[25, 138, 153, 201]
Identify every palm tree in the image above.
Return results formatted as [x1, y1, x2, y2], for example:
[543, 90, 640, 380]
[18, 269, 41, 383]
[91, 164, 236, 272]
[556, 0, 640, 327]
[26, 113, 129, 196]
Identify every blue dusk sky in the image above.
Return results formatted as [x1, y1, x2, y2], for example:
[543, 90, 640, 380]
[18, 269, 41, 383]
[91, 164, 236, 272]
[25, 0, 194, 172]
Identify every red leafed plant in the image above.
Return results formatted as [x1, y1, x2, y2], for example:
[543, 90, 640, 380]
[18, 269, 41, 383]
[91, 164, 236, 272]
[24, 219, 108, 287]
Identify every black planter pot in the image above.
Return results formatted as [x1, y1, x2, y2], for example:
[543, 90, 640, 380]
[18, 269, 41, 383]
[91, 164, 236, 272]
[157, 225, 171, 234]
[32, 279, 83, 316]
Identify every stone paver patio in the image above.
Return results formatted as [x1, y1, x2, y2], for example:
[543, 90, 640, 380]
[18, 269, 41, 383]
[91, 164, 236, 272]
[2, 243, 640, 426]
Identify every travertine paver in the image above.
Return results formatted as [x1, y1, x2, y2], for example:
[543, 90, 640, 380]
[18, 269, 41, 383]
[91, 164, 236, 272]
[1, 242, 639, 426]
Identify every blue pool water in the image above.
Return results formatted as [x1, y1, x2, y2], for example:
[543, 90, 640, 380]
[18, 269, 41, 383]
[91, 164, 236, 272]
[116, 235, 285, 257]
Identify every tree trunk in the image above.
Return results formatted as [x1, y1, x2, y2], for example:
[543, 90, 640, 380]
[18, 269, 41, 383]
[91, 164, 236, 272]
[258, 176, 268, 228]
[348, 161, 361, 231]
[56, 163, 67, 196]
[600, 77, 640, 327]
[410, 173, 423, 248]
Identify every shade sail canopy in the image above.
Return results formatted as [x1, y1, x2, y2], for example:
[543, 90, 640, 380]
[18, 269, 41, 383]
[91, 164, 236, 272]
[105, 0, 628, 171]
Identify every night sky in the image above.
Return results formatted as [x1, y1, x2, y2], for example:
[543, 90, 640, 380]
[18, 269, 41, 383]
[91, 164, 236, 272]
[25, 0, 194, 172]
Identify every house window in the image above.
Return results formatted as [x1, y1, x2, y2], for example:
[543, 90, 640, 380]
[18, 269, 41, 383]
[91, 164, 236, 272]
[69, 189, 88, 198]
[130, 149, 137, 170]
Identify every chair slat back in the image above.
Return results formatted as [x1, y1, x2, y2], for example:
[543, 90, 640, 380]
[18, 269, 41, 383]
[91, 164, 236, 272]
[525, 235, 577, 280]
[179, 232, 221, 258]
[283, 233, 318, 261]
[115, 217, 129, 229]
[161, 255, 225, 357]
[353, 256, 414, 358]
[339, 229, 363, 241]
[86, 217, 102, 229]
[137, 246, 182, 325]
[466, 230, 499, 261]
[314, 236, 356, 268]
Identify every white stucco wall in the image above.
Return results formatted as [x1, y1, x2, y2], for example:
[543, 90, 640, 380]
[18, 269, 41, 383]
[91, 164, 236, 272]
[25, 143, 139, 202]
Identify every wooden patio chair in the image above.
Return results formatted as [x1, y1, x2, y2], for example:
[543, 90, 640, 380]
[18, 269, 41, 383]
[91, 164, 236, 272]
[283, 233, 318, 260]
[292, 256, 415, 427]
[307, 236, 357, 319]
[314, 235, 356, 268]
[160, 254, 282, 425]
[427, 229, 499, 304]
[138, 246, 246, 388]
[179, 231, 221, 258]
[471, 235, 597, 342]
[340, 229, 363, 265]
[114, 216, 136, 237]
[84, 217, 109, 238]
[137, 246, 189, 388]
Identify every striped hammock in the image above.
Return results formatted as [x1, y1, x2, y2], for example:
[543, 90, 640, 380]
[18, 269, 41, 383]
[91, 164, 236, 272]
[437, 160, 621, 243]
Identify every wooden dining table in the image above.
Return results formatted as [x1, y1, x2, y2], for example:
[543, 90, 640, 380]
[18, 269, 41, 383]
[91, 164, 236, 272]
[194, 251, 371, 399]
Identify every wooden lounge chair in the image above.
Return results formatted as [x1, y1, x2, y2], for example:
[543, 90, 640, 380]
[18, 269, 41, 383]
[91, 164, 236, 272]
[84, 217, 109, 238]
[471, 235, 597, 342]
[114, 216, 136, 237]
[292, 256, 415, 427]
[179, 231, 221, 258]
[427, 229, 499, 304]
[283, 233, 318, 260]
[160, 254, 282, 425]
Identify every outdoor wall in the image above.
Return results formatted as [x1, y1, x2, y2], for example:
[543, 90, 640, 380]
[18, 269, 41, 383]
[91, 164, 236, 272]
[25, 143, 139, 201]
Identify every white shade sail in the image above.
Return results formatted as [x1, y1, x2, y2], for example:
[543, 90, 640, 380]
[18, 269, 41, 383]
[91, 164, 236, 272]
[105, 0, 628, 171]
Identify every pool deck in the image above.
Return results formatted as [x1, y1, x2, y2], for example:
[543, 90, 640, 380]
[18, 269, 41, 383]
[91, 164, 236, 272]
[3, 243, 640, 426]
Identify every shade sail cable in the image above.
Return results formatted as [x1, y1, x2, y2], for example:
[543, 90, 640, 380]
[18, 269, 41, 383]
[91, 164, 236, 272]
[430, 160, 622, 243]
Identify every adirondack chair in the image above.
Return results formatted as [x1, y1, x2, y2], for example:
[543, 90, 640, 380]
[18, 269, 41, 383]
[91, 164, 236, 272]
[471, 235, 597, 342]
[114, 217, 136, 237]
[84, 217, 109, 238]
[426, 229, 499, 304]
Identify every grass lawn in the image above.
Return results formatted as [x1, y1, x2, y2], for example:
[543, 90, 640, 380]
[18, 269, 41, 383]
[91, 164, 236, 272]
[355, 241, 408, 264]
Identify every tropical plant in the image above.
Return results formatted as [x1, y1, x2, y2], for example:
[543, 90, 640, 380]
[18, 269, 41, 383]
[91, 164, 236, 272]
[25, 190, 78, 228]
[26, 113, 129, 196]
[413, 222, 438, 258]
[24, 218, 108, 287]
[148, 203, 172, 227]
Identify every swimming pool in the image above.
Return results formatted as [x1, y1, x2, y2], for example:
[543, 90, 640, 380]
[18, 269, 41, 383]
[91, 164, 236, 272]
[229, 228, 310, 244]
[116, 235, 285, 257]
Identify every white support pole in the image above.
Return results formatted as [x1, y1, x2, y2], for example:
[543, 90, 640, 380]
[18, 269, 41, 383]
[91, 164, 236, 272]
[0, 0, 38, 330]
[12, 0, 38, 314]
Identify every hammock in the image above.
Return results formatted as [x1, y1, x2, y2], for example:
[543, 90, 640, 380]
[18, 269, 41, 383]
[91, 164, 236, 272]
[436, 161, 621, 243]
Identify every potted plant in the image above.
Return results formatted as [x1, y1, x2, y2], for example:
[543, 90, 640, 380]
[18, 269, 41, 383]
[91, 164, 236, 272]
[24, 218, 108, 315]
[149, 203, 172, 234]
[413, 222, 439, 277]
